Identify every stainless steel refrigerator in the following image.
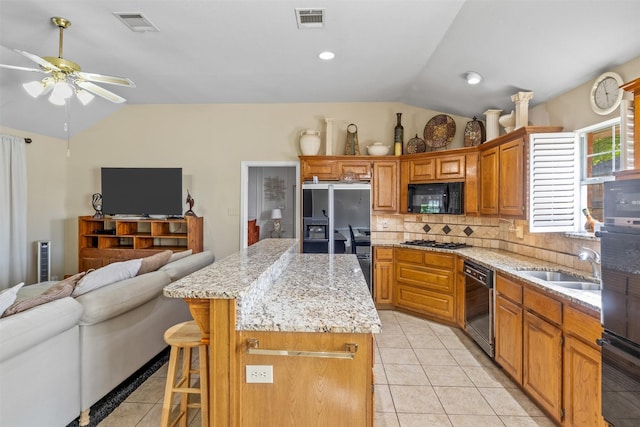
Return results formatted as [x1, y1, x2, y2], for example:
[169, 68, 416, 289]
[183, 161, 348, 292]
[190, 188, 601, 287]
[301, 182, 371, 290]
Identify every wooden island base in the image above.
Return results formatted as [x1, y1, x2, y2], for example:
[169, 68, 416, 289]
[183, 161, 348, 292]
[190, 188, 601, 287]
[186, 298, 374, 427]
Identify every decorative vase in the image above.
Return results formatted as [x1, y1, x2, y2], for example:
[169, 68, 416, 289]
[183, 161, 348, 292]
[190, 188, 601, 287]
[499, 111, 516, 133]
[483, 109, 502, 141]
[299, 129, 321, 155]
[394, 113, 404, 156]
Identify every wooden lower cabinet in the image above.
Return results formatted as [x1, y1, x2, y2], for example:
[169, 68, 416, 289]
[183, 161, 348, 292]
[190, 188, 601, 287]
[523, 310, 563, 423]
[495, 294, 523, 383]
[373, 247, 394, 307]
[394, 248, 455, 322]
[563, 306, 605, 427]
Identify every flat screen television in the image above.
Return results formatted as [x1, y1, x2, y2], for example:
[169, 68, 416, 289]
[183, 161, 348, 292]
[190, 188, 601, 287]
[101, 167, 183, 217]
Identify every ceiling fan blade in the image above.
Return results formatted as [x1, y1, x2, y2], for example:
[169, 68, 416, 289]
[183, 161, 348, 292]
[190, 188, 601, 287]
[76, 81, 126, 104]
[14, 49, 61, 71]
[0, 63, 49, 73]
[77, 71, 135, 87]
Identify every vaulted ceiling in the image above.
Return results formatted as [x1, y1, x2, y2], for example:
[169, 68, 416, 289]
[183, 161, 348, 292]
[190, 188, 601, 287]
[1, 0, 639, 139]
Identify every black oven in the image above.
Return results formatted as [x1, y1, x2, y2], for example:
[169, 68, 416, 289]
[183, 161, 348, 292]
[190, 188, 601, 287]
[599, 178, 640, 426]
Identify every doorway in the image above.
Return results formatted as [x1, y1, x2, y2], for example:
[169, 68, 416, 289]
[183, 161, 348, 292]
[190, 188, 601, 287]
[240, 161, 300, 249]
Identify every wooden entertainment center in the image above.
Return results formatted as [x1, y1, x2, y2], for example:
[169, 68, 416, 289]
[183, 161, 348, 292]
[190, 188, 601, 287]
[78, 216, 203, 271]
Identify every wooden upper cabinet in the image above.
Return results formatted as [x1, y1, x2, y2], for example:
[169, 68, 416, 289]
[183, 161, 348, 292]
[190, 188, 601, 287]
[464, 152, 479, 215]
[499, 137, 526, 216]
[338, 160, 372, 180]
[479, 146, 499, 215]
[478, 126, 562, 218]
[407, 153, 466, 183]
[436, 154, 465, 180]
[372, 160, 399, 212]
[301, 157, 338, 181]
[408, 157, 436, 181]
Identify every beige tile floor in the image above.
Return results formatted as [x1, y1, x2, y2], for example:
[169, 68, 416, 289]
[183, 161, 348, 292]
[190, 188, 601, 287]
[99, 310, 556, 427]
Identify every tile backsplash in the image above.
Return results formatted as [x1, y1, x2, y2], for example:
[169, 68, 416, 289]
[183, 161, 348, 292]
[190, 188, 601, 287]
[371, 213, 600, 275]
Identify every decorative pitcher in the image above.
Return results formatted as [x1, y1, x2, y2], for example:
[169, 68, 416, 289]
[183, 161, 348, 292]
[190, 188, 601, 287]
[299, 129, 321, 155]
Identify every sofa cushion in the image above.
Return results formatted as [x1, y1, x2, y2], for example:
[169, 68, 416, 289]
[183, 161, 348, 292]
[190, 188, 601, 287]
[0, 283, 24, 316]
[73, 259, 142, 297]
[137, 250, 172, 276]
[75, 271, 172, 325]
[169, 249, 192, 263]
[1, 272, 85, 317]
[159, 250, 215, 281]
[0, 297, 83, 362]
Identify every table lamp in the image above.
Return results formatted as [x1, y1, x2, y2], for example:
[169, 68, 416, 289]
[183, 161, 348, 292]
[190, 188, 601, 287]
[271, 208, 283, 237]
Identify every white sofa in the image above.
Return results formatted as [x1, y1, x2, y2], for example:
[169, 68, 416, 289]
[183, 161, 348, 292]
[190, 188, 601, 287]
[0, 250, 215, 427]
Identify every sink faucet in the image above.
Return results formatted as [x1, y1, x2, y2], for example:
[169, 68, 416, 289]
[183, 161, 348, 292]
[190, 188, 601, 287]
[577, 247, 601, 279]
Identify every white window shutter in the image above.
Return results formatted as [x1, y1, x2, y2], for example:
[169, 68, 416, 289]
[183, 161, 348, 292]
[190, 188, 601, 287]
[529, 132, 579, 233]
[621, 99, 635, 170]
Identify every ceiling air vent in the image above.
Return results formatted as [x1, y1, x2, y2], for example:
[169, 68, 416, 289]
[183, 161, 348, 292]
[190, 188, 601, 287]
[113, 12, 159, 32]
[295, 8, 325, 29]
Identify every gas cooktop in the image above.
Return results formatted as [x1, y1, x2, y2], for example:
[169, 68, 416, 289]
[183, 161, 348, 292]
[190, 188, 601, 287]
[401, 240, 471, 249]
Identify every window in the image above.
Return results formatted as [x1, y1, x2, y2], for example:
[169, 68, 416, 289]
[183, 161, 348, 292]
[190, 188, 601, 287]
[578, 118, 621, 223]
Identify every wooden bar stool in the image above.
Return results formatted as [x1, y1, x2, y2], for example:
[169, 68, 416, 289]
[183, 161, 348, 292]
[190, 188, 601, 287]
[160, 321, 209, 427]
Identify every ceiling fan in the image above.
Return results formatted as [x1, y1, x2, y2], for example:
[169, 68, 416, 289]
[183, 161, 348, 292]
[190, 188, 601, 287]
[0, 16, 135, 105]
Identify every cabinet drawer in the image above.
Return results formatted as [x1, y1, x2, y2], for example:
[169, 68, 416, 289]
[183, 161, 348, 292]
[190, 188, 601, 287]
[524, 287, 562, 325]
[396, 284, 455, 321]
[496, 274, 523, 304]
[564, 305, 602, 346]
[395, 248, 423, 264]
[396, 263, 454, 293]
[423, 252, 455, 269]
[374, 247, 394, 261]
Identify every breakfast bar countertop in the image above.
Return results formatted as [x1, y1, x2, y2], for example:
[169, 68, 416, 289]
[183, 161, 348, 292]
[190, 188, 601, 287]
[164, 239, 381, 334]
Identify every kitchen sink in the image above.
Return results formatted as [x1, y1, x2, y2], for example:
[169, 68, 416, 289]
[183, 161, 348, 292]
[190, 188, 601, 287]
[517, 269, 601, 291]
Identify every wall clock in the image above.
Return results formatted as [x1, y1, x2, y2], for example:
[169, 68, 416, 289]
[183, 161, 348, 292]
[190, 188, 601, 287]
[590, 71, 624, 115]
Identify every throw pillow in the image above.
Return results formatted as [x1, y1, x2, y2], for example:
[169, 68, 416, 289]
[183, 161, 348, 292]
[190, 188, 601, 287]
[1, 273, 85, 317]
[169, 249, 192, 263]
[137, 250, 173, 276]
[0, 282, 25, 317]
[72, 259, 142, 297]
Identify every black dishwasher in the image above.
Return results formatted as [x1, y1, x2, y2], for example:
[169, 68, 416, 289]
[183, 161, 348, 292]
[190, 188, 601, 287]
[464, 259, 494, 358]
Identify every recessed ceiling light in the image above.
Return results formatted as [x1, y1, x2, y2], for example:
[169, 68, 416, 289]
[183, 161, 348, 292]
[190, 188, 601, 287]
[318, 51, 335, 60]
[466, 72, 483, 85]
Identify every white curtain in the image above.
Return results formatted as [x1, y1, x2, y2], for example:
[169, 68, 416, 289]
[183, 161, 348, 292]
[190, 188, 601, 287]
[0, 134, 27, 290]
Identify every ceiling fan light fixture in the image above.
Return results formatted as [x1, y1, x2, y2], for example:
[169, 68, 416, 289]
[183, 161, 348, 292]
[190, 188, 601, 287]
[466, 71, 483, 85]
[49, 81, 73, 105]
[23, 79, 50, 97]
[76, 89, 95, 106]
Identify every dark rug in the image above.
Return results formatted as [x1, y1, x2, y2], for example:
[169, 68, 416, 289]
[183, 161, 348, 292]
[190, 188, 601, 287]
[66, 347, 170, 427]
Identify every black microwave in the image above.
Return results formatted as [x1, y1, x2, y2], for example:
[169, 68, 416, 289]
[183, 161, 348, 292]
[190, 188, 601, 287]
[407, 182, 464, 214]
[604, 178, 640, 228]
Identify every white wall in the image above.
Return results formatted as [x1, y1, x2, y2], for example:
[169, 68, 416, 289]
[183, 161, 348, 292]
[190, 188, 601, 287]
[529, 56, 640, 131]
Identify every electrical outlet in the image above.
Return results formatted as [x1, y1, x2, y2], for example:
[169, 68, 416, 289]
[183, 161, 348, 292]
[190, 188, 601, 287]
[382, 220, 389, 229]
[246, 365, 273, 383]
[516, 225, 524, 239]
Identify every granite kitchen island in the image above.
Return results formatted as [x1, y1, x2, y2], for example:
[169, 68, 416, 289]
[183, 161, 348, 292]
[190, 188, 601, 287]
[164, 239, 381, 427]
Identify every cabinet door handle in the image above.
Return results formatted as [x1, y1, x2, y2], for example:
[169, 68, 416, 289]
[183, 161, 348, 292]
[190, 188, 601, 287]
[246, 338, 358, 360]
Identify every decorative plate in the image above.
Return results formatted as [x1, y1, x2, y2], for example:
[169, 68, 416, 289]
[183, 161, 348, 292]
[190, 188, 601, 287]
[424, 114, 456, 148]
[463, 116, 486, 147]
[406, 134, 427, 154]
